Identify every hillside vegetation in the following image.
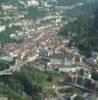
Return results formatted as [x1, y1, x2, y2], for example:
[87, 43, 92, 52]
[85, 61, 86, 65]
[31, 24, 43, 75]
[59, 9, 98, 56]
[0, 65, 64, 100]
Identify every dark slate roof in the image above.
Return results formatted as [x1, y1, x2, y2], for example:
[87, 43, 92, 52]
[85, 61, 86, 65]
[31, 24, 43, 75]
[39, 50, 49, 57]
[49, 53, 74, 60]
[39, 50, 74, 60]
[49, 53, 65, 59]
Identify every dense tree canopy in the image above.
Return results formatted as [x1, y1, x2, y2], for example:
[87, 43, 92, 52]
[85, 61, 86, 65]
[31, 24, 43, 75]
[59, 9, 98, 56]
[0, 65, 63, 100]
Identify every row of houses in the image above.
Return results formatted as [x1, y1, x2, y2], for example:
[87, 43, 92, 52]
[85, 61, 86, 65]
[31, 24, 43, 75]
[38, 49, 84, 71]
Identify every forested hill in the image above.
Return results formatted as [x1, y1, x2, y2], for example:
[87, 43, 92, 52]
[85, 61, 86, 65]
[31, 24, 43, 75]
[59, 9, 98, 56]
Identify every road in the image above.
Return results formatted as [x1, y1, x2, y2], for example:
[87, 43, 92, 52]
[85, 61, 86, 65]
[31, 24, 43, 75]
[64, 82, 96, 93]
[44, 85, 71, 96]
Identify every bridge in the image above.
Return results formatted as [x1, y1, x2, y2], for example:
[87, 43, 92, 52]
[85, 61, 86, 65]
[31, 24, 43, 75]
[0, 60, 24, 76]
[0, 68, 13, 76]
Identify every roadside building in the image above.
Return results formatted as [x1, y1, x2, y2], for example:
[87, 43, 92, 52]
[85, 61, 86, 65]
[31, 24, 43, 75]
[83, 79, 96, 90]
[49, 52, 75, 69]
